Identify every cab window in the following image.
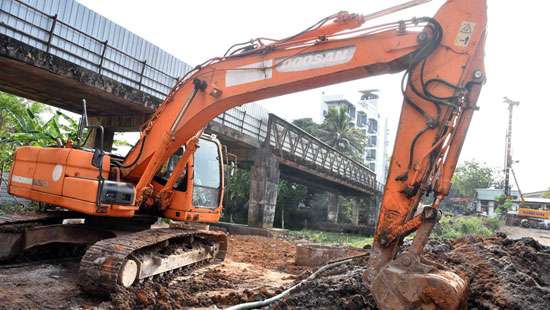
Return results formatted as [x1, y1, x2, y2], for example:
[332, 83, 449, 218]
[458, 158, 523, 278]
[192, 140, 221, 208]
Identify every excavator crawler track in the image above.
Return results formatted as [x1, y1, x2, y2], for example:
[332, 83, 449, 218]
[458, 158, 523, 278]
[79, 228, 227, 296]
[0, 212, 67, 229]
[0, 212, 71, 262]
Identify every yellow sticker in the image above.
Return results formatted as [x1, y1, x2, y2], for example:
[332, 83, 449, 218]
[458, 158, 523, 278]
[455, 21, 476, 47]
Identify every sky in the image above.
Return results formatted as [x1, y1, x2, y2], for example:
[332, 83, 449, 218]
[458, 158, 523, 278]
[78, 0, 550, 192]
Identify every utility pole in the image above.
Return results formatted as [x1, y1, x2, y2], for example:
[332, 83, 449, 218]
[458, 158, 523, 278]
[503, 96, 519, 198]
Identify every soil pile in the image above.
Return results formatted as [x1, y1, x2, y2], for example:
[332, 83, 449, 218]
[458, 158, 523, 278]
[430, 235, 550, 309]
[112, 266, 282, 309]
[271, 259, 377, 310]
[226, 234, 304, 274]
[273, 234, 550, 309]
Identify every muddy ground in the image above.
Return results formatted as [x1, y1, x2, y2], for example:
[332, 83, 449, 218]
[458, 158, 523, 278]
[1, 229, 550, 309]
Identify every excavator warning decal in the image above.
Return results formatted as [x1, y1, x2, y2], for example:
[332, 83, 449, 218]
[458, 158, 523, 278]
[454, 21, 475, 47]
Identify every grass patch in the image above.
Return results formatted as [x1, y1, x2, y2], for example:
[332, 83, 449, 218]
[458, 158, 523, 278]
[288, 229, 373, 248]
[432, 215, 502, 239]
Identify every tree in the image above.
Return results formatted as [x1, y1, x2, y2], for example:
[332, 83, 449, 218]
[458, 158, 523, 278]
[221, 168, 250, 223]
[274, 180, 308, 229]
[318, 107, 366, 162]
[452, 160, 494, 198]
[292, 118, 321, 136]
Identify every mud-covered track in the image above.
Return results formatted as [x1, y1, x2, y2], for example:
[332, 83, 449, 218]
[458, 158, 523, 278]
[79, 228, 227, 296]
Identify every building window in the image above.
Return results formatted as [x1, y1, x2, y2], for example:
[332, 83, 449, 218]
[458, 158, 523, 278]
[367, 135, 377, 147]
[366, 149, 376, 160]
[348, 105, 356, 119]
[368, 162, 376, 170]
[357, 111, 368, 127]
[368, 118, 378, 134]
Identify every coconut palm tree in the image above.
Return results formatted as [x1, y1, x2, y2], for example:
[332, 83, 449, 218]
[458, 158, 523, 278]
[319, 107, 366, 162]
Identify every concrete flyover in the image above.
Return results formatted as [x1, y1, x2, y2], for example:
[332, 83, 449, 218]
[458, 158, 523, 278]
[0, 0, 383, 229]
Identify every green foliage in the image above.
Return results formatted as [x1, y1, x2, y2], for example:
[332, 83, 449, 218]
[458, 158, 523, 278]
[432, 215, 502, 239]
[543, 189, 550, 199]
[274, 180, 308, 229]
[0, 202, 38, 215]
[496, 198, 513, 216]
[452, 160, 495, 198]
[335, 197, 355, 224]
[113, 133, 133, 148]
[221, 167, 250, 223]
[292, 108, 366, 162]
[0, 92, 82, 168]
[319, 107, 366, 162]
[292, 118, 321, 136]
[288, 229, 373, 248]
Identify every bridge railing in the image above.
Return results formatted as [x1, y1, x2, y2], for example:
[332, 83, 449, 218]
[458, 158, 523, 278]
[0, 0, 179, 99]
[212, 107, 268, 142]
[265, 114, 384, 193]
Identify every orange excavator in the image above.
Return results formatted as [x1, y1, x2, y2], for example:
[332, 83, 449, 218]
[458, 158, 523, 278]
[3, 0, 486, 308]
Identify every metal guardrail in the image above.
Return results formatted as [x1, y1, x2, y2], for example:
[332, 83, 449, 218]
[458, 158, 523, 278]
[213, 108, 268, 142]
[0, 0, 179, 99]
[265, 114, 383, 193]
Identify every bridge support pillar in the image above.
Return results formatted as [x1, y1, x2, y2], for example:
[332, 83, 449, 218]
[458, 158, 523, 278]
[248, 148, 280, 228]
[367, 195, 379, 228]
[85, 117, 115, 152]
[351, 197, 360, 225]
[327, 193, 339, 223]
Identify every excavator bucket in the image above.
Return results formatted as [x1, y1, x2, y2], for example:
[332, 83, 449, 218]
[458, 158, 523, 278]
[367, 210, 470, 310]
[370, 251, 468, 310]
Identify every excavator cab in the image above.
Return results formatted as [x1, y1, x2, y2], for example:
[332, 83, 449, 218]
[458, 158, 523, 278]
[157, 134, 225, 223]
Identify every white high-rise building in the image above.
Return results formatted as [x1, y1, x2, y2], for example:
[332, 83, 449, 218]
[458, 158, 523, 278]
[321, 90, 389, 183]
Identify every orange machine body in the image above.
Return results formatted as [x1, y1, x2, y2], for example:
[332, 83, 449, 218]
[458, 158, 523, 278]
[8, 137, 224, 222]
[9, 146, 136, 217]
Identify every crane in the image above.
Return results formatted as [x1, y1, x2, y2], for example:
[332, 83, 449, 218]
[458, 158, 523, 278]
[3, 0, 487, 308]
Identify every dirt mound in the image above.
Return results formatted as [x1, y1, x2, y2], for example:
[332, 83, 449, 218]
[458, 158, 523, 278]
[272, 235, 550, 309]
[112, 268, 277, 309]
[271, 259, 377, 310]
[429, 235, 550, 309]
